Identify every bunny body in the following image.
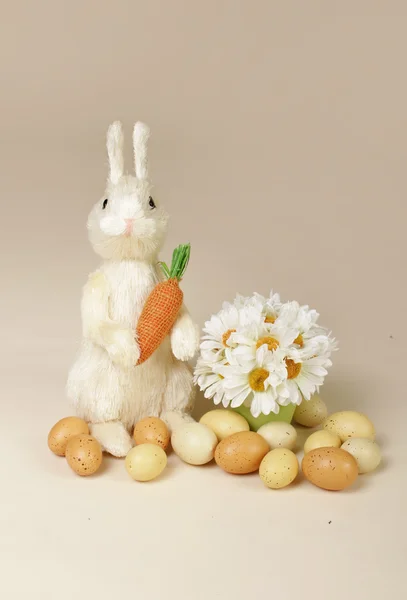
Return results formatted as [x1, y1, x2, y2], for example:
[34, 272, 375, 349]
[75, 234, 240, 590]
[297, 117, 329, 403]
[66, 123, 199, 457]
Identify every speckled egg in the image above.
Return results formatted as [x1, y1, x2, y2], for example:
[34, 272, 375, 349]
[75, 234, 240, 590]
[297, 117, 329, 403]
[341, 438, 382, 474]
[171, 423, 218, 465]
[293, 394, 328, 427]
[133, 417, 170, 450]
[257, 422, 297, 450]
[215, 431, 269, 474]
[323, 411, 375, 442]
[48, 417, 89, 456]
[125, 444, 167, 481]
[65, 435, 103, 476]
[199, 409, 249, 441]
[303, 430, 342, 455]
[302, 447, 358, 491]
[259, 448, 299, 489]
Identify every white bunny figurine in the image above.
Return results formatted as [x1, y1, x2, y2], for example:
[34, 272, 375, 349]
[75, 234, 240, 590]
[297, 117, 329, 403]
[66, 121, 200, 457]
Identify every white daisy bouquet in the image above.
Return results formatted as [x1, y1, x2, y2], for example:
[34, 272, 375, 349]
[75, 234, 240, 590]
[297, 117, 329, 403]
[194, 291, 337, 427]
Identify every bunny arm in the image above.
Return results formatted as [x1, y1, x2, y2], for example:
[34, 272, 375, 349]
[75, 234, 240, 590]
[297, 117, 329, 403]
[81, 271, 140, 368]
[170, 304, 200, 361]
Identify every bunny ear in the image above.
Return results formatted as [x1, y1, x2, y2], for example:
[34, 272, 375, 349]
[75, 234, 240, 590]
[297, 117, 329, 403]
[133, 121, 150, 180]
[107, 121, 124, 184]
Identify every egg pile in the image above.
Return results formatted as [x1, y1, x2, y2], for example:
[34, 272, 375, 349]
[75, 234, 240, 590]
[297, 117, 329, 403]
[168, 396, 382, 492]
[48, 417, 103, 476]
[48, 395, 382, 490]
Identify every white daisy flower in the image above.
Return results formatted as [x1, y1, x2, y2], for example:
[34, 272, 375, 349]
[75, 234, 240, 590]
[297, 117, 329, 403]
[200, 304, 262, 360]
[226, 290, 282, 325]
[279, 342, 334, 404]
[199, 304, 241, 361]
[220, 345, 289, 417]
[229, 320, 299, 364]
[194, 357, 228, 407]
[276, 301, 334, 351]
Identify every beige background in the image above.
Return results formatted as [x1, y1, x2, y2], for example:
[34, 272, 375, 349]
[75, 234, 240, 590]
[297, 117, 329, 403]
[1, 2, 406, 599]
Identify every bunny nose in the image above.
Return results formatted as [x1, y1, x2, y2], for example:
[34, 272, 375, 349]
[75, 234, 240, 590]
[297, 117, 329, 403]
[125, 218, 134, 235]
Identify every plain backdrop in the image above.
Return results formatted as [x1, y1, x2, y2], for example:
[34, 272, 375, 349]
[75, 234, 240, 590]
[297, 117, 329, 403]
[1, 2, 406, 599]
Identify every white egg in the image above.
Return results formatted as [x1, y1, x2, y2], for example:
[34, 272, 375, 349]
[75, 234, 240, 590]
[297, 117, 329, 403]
[341, 438, 381, 474]
[171, 422, 218, 465]
[259, 449, 299, 489]
[293, 394, 328, 427]
[257, 422, 297, 451]
[323, 411, 375, 442]
[199, 409, 249, 441]
[304, 430, 342, 454]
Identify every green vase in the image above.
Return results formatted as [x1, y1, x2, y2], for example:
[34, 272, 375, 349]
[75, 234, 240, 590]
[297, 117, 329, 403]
[232, 404, 296, 431]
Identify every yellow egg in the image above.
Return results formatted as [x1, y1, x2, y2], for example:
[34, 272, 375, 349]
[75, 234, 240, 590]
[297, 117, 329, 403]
[171, 423, 218, 465]
[125, 444, 167, 482]
[214, 431, 269, 474]
[293, 394, 328, 427]
[304, 430, 342, 454]
[259, 449, 299, 489]
[199, 409, 249, 441]
[133, 417, 170, 450]
[65, 435, 103, 476]
[48, 417, 89, 456]
[323, 411, 375, 442]
[341, 438, 382, 474]
[302, 447, 358, 491]
[257, 422, 297, 450]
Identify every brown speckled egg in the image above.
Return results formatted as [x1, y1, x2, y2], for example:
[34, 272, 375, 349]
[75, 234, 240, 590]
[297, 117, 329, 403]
[48, 417, 89, 456]
[215, 431, 269, 474]
[302, 447, 358, 491]
[133, 417, 170, 450]
[65, 435, 103, 476]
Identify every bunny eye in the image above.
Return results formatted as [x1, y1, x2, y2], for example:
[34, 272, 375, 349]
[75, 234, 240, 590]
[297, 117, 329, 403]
[148, 196, 156, 209]
[102, 199, 108, 210]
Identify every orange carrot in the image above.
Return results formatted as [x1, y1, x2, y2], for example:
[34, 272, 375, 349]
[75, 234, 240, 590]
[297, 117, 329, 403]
[136, 244, 191, 365]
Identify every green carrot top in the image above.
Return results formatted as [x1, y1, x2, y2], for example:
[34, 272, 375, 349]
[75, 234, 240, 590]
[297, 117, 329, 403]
[158, 243, 191, 281]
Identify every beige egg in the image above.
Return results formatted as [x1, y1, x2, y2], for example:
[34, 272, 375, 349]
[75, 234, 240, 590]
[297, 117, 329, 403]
[293, 394, 328, 427]
[323, 411, 375, 442]
[302, 447, 358, 491]
[341, 438, 381, 474]
[304, 430, 342, 454]
[259, 448, 299, 489]
[65, 435, 103, 476]
[199, 409, 249, 441]
[48, 417, 89, 456]
[257, 422, 297, 451]
[125, 444, 167, 482]
[215, 431, 269, 474]
[171, 423, 218, 465]
[133, 417, 170, 450]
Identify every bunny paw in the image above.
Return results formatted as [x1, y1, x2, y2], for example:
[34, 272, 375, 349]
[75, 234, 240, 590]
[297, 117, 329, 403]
[90, 421, 133, 457]
[170, 320, 200, 361]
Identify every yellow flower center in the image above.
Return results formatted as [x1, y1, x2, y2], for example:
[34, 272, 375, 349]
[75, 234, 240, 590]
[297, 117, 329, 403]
[222, 329, 236, 347]
[248, 368, 269, 392]
[294, 334, 304, 347]
[285, 358, 302, 379]
[255, 336, 280, 352]
[264, 315, 276, 324]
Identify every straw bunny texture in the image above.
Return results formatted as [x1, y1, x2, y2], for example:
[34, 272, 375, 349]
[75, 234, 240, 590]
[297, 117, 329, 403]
[66, 123, 201, 457]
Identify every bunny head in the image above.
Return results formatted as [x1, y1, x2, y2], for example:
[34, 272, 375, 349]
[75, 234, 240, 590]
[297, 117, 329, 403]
[87, 121, 169, 260]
